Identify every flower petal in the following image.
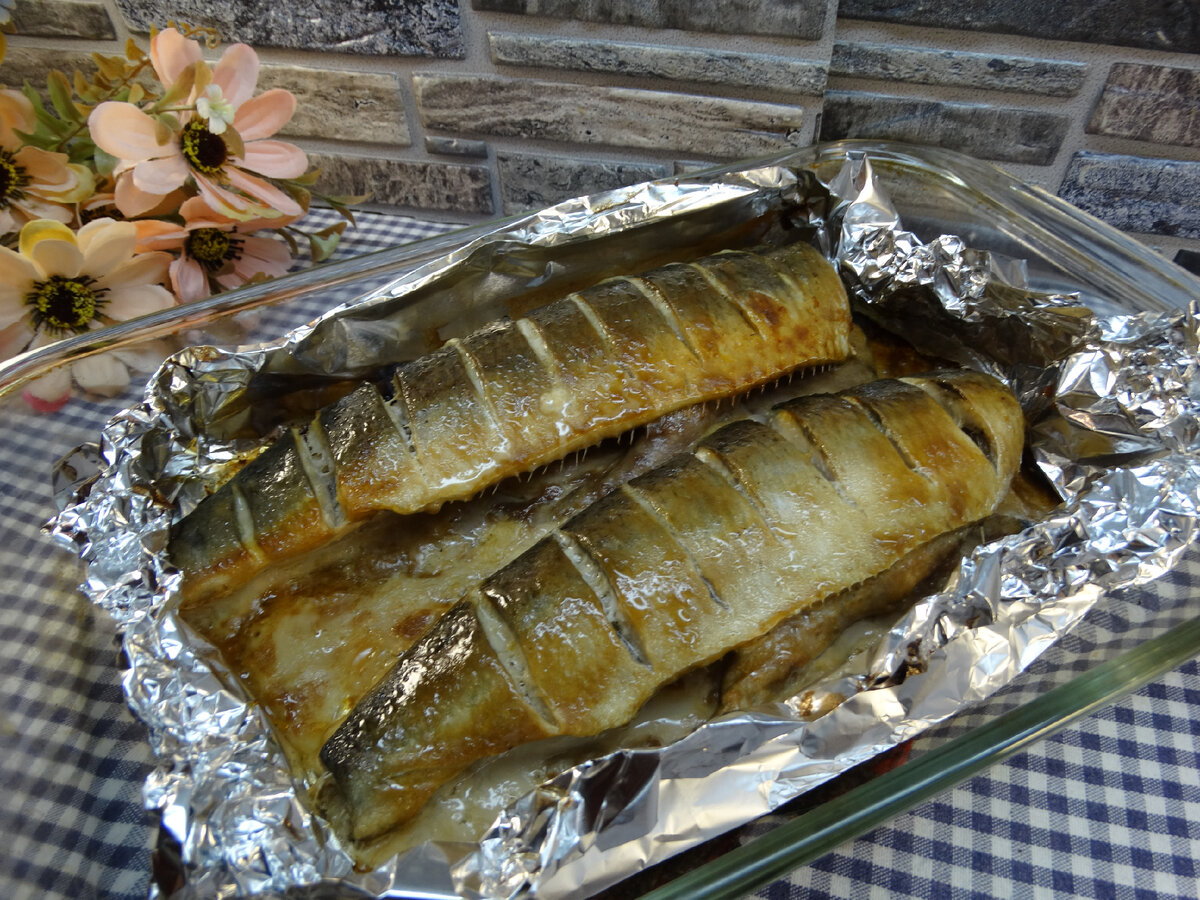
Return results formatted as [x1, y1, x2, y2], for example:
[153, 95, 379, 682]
[151, 27, 203, 89]
[20, 220, 82, 278]
[212, 43, 260, 109]
[23, 367, 72, 411]
[0, 320, 34, 358]
[72, 352, 131, 397]
[179, 194, 237, 228]
[29, 238, 85, 279]
[0, 244, 38, 307]
[78, 219, 138, 278]
[193, 173, 262, 219]
[233, 89, 296, 141]
[170, 257, 210, 303]
[238, 234, 291, 274]
[14, 146, 75, 190]
[224, 166, 303, 217]
[132, 154, 190, 196]
[89, 102, 174, 163]
[134, 219, 187, 252]
[13, 196, 74, 224]
[114, 172, 170, 218]
[103, 282, 176, 321]
[239, 139, 308, 180]
[114, 338, 175, 374]
[97, 250, 171, 293]
[19, 218, 75, 257]
[0, 88, 35, 149]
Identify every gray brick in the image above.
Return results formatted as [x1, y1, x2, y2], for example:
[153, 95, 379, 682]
[819, 91, 1068, 165]
[473, 0, 828, 40]
[414, 74, 806, 159]
[831, 41, 1086, 97]
[0, 47, 97, 91]
[113, 0, 464, 58]
[1087, 63, 1200, 148]
[11, 0, 115, 39]
[489, 33, 827, 96]
[838, 0, 1200, 55]
[258, 66, 409, 146]
[426, 136, 489, 157]
[497, 151, 669, 214]
[1058, 151, 1200, 238]
[306, 152, 493, 215]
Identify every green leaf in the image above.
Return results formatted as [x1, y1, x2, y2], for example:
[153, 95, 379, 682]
[68, 134, 98, 166]
[13, 126, 58, 151]
[93, 146, 118, 177]
[286, 168, 323, 187]
[47, 70, 84, 124]
[282, 182, 312, 213]
[125, 37, 146, 62]
[73, 70, 103, 106]
[323, 194, 370, 227]
[151, 62, 196, 112]
[91, 53, 128, 82]
[277, 227, 301, 256]
[153, 116, 174, 146]
[220, 124, 244, 159]
[307, 228, 343, 262]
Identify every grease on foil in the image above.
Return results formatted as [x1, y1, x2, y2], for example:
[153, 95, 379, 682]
[46, 152, 1200, 900]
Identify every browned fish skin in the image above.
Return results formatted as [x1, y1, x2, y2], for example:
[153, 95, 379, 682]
[171, 242, 851, 606]
[320, 370, 1024, 842]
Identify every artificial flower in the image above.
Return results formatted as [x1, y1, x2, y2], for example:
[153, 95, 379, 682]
[0, 89, 93, 234]
[135, 195, 293, 302]
[88, 27, 308, 221]
[0, 217, 175, 407]
[195, 84, 236, 135]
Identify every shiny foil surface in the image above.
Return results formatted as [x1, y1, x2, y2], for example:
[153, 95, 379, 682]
[48, 152, 1200, 899]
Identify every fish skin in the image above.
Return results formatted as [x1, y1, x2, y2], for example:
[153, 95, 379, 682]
[170, 242, 851, 606]
[320, 370, 1024, 842]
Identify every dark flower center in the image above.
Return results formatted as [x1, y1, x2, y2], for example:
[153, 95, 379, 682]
[26, 275, 108, 335]
[0, 149, 30, 208]
[186, 227, 241, 270]
[180, 119, 228, 175]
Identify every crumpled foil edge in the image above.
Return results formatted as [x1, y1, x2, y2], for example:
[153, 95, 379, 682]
[46, 153, 1200, 900]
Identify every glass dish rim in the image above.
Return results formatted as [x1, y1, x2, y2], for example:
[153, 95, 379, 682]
[4, 139, 1199, 403]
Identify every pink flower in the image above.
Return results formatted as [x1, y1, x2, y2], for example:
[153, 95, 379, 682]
[87, 28, 308, 222]
[135, 196, 293, 302]
[0, 218, 175, 407]
[0, 89, 93, 234]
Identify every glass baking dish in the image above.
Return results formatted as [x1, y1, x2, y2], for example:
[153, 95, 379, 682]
[2, 140, 1198, 900]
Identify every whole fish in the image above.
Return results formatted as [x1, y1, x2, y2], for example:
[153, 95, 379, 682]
[170, 242, 851, 605]
[319, 369, 1025, 843]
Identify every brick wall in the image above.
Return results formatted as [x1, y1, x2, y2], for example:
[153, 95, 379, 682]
[7, 0, 1200, 271]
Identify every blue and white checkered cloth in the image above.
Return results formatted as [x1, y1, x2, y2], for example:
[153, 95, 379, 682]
[1, 209, 1197, 900]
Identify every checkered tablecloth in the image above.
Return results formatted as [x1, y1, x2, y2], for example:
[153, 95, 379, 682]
[1, 209, 1197, 900]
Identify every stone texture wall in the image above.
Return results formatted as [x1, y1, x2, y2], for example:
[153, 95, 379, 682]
[6, 0, 1200, 270]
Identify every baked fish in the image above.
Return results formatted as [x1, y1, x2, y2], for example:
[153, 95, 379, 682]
[170, 242, 851, 605]
[179, 326, 900, 783]
[319, 369, 1025, 842]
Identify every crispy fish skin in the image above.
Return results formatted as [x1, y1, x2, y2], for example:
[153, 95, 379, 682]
[171, 242, 851, 605]
[320, 370, 1024, 842]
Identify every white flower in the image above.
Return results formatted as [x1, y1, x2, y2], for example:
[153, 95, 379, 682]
[0, 218, 175, 408]
[194, 83, 237, 135]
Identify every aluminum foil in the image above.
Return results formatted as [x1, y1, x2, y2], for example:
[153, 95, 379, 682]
[47, 152, 1200, 900]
